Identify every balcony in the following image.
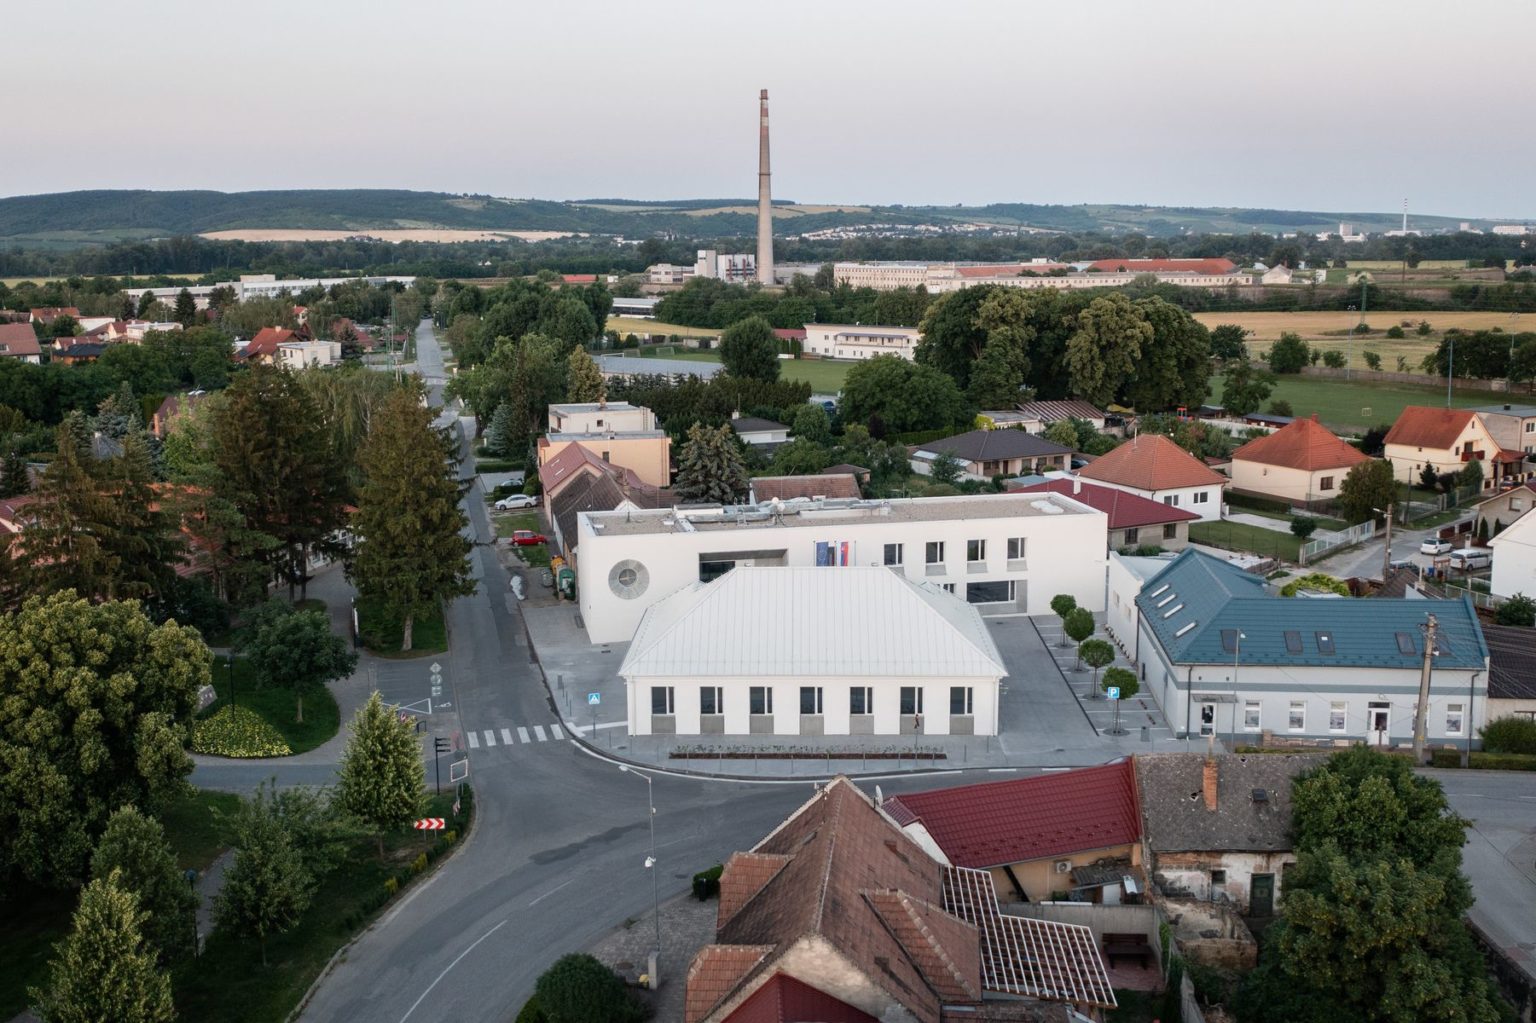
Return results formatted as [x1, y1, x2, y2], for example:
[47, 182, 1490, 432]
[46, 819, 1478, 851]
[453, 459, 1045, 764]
[1461, 449, 1486, 462]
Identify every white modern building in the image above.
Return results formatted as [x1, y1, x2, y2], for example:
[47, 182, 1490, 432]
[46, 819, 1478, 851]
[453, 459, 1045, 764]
[124, 273, 416, 308]
[275, 338, 342, 369]
[576, 491, 1109, 643]
[694, 250, 756, 282]
[802, 323, 921, 361]
[1490, 507, 1536, 600]
[620, 567, 1005, 737]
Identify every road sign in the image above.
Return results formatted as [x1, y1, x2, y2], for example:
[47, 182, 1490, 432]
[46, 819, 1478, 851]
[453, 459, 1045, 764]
[1106, 687, 1121, 701]
[587, 692, 602, 706]
[430, 662, 442, 674]
[450, 758, 470, 783]
[413, 818, 446, 831]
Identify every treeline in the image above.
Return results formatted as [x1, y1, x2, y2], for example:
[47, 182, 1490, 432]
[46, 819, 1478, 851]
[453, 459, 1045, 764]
[653, 274, 930, 330]
[437, 277, 612, 369]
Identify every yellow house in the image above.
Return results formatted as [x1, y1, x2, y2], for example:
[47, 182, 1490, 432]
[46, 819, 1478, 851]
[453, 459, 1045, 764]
[537, 401, 672, 488]
[1230, 414, 1370, 507]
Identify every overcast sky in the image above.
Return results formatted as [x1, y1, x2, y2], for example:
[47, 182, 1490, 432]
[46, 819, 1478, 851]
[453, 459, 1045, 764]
[9, 0, 1531, 218]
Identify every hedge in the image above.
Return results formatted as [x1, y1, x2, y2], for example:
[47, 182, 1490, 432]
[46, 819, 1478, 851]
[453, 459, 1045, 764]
[191, 705, 292, 758]
[1480, 715, 1536, 755]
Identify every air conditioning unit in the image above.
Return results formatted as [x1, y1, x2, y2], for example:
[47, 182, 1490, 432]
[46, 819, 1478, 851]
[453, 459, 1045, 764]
[1054, 860, 1072, 875]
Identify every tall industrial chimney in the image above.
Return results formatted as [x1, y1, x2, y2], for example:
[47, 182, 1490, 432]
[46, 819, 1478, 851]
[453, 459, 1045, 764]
[756, 89, 775, 286]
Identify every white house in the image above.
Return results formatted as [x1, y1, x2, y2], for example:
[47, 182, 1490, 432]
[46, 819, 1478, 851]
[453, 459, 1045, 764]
[620, 566, 1005, 737]
[1075, 433, 1227, 522]
[1490, 506, 1536, 599]
[1112, 549, 1490, 751]
[801, 323, 921, 361]
[576, 491, 1108, 643]
[728, 414, 790, 446]
[1383, 406, 1525, 493]
[1228, 414, 1370, 507]
[276, 339, 342, 369]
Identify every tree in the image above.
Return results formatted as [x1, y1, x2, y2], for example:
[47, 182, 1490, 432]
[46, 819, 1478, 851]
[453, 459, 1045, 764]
[673, 423, 748, 505]
[1290, 516, 1318, 541]
[1219, 358, 1276, 417]
[0, 592, 207, 887]
[350, 388, 475, 652]
[929, 450, 963, 487]
[1101, 666, 1138, 700]
[768, 437, 831, 476]
[1363, 351, 1382, 371]
[1209, 324, 1250, 361]
[533, 953, 646, 1023]
[0, 449, 28, 497]
[1337, 459, 1397, 526]
[788, 403, 831, 445]
[1268, 399, 1294, 417]
[90, 806, 197, 966]
[1321, 349, 1346, 369]
[1043, 420, 1079, 449]
[336, 692, 426, 856]
[1064, 607, 1096, 667]
[1458, 457, 1483, 491]
[1267, 332, 1311, 374]
[243, 605, 358, 722]
[1123, 297, 1211, 414]
[1050, 593, 1077, 648]
[30, 870, 174, 1023]
[1419, 461, 1439, 491]
[1066, 294, 1151, 406]
[719, 315, 780, 383]
[486, 402, 517, 458]
[841, 355, 971, 435]
[1079, 638, 1115, 693]
[173, 289, 197, 327]
[566, 346, 605, 403]
[215, 786, 315, 966]
[1495, 593, 1536, 627]
[136, 291, 157, 318]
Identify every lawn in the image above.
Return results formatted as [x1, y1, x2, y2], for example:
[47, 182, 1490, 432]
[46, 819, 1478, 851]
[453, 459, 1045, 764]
[494, 511, 553, 569]
[1190, 520, 1303, 562]
[607, 316, 720, 339]
[203, 657, 341, 755]
[356, 595, 447, 657]
[1208, 373, 1495, 433]
[160, 789, 243, 871]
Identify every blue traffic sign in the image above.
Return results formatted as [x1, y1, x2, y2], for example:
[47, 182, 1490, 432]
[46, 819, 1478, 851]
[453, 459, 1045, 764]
[587, 692, 602, 706]
[1106, 687, 1121, 701]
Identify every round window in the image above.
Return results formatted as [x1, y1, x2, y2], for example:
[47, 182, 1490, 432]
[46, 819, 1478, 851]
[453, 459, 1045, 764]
[608, 559, 649, 599]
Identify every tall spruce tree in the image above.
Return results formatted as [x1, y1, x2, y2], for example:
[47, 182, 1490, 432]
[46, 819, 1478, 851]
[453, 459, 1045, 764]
[0, 450, 29, 497]
[90, 807, 198, 966]
[23, 424, 123, 600]
[566, 346, 606, 403]
[337, 692, 427, 856]
[485, 402, 517, 457]
[350, 388, 474, 652]
[673, 423, 749, 505]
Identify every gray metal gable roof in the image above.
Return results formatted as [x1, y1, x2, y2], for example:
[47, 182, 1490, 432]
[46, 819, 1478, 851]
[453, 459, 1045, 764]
[1136, 549, 1488, 670]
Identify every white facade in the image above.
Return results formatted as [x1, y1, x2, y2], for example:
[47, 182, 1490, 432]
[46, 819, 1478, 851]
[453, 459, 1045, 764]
[694, 250, 756, 282]
[276, 339, 342, 369]
[1087, 479, 1224, 523]
[1490, 508, 1536, 599]
[802, 324, 920, 361]
[124, 273, 416, 308]
[577, 492, 1109, 643]
[548, 401, 656, 434]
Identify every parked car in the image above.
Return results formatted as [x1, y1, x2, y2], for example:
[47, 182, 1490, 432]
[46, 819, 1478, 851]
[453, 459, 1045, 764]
[1420, 537, 1454, 555]
[495, 494, 540, 510]
[509, 530, 548, 547]
[1447, 548, 1492, 571]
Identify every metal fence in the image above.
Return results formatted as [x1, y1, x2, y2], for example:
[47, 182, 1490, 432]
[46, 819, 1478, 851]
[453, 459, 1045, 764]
[1300, 519, 1376, 564]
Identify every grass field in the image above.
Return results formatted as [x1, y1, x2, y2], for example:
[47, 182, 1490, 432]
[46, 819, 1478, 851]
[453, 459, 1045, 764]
[606, 347, 853, 392]
[356, 595, 446, 657]
[607, 316, 720, 339]
[1209, 373, 1493, 433]
[203, 657, 341, 755]
[1190, 520, 1302, 562]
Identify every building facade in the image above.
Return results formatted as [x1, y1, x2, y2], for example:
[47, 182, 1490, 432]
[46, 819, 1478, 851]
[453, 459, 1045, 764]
[801, 323, 921, 361]
[1489, 507, 1536, 599]
[1228, 414, 1370, 507]
[1075, 433, 1227, 522]
[1384, 406, 1524, 492]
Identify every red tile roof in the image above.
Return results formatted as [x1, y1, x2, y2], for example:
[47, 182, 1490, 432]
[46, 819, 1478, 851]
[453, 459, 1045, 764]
[1232, 414, 1371, 472]
[29, 306, 80, 323]
[771, 328, 806, 341]
[0, 322, 41, 358]
[722, 973, 877, 1023]
[241, 326, 296, 360]
[1007, 478, 1199, 529]
[882, 762, 1142, 868]
[1075, 433, 1227, 492]
[537, 440, 611, 498]
[1383, 406, 1480, 451]
[750, 474, 861, 503]
[1086, 258, 1237, 275]
[688, 946, 774, 1023]
[561, 274, 597, 284]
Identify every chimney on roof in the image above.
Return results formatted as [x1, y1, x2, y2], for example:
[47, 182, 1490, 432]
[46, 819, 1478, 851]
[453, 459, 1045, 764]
[1072, 476, 1081, 496]
[1311, 413, 1319, 421]
[1202, 757, 1219, 811]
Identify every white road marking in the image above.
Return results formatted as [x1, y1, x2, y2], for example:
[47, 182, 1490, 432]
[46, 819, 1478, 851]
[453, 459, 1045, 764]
[533, 725, 547, 742]
[482, 729, 496, 747]
[500, 728, 514, 745]
[398, 919, 509, 1023]
[466, 731, 479, 749]
[528, 877, 577, 906]
[551, 724, 564, 740]
[517, 726, 530, 743]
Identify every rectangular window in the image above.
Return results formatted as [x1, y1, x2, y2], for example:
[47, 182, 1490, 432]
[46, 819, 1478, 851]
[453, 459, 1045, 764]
[966, 580, 1015, 604]
[700, 686, 723, 716]
[950, 686, 974, 715]
[1395, 632, 1416, 655]
[1194, 491, 1209, 504]
[1244, 700, 1262, 731]
[850, 687, 873, 716]
[1162, 495, 1178, 506]
[1163, 523, 1177, 539]
[1315, 632, 1336, 654]
[900, 687, 924, 715]
[940, 583, 956, 594]
[966, 539, 986, 562]
[1319, 475, 1335, 491]
[750, 686, 773, 715]
[925, 541, 945, 565]
[1284, 630, 1303, 654]
[1125, 527, 1139, 544]
[1512, 498, 1525, 511]
[1220, 629, 1240, 653]
[1007, 537, 1026, 560]
[799, 686, 823, 715]
[1447, 703, 1465, 736]
[651, 686, 674, 715]
[1211, 869, 1227, 885]
[883, 543, 903, 566]
[1289, 701, 1306, 732]
[1329, 702, 1347, 733]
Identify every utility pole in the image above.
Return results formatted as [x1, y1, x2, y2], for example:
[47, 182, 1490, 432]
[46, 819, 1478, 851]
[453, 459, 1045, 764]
[1413, 613, 1439, 765]
[1378, 503, 1395, 582]
[1447, 332, 1455, 408]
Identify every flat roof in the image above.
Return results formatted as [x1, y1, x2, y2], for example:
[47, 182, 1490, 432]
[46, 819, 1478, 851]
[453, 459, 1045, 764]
[547, 429, 665, 443]
[1469, 403, 1536, 417]
[549, 401, 644, 414]
[584, 491, 1096, 537]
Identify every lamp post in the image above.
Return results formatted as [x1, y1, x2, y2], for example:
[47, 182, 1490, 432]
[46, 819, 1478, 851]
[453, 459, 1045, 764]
[1231, 631, 1247, 751]
[1346, 305, 1357, 380]
[1375, 505, 1395, 583]
[618, 765, 661, 970]
[227, 652, 235, 709]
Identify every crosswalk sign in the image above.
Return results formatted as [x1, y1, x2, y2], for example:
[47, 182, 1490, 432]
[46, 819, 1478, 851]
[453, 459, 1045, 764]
[587, 692, 601, 706]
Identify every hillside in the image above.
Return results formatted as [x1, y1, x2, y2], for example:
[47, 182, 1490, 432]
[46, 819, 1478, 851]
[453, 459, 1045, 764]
[0, 189, 1502, 244]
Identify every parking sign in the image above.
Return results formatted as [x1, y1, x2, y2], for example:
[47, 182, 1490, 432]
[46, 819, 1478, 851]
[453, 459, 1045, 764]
[1106, 687, 1121, 701]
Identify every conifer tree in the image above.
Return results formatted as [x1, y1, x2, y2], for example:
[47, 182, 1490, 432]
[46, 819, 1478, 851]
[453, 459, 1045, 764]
[485, 402, 517, 457]
[90, 807, 198, 966]
[337, 692, 427, 856]
[566, 346, 606, 403]
[30, 870, 174, 1023]
[23, 424, 122, 600]
[174, 288, 197, 327]
[0, 450, 29, 497]
[673, 423, 748, 505]
[137, 291, 157, 318]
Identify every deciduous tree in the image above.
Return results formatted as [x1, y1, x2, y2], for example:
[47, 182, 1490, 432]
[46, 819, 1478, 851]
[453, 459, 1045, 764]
[1209, 324, 1250, 361]
[1065, 607, 1096, 667]
[1066, 294, 1152, 407]
[1220, 358, 1276, 417]
[215, 785, 315, 966]
[1079, 638, 1115, 690]
[243, 605, 357, 722]
[720, 315, 781, 383]
[1267, 332, 1312, 374]
[840, 355, 971, 435]
[89, 806, 198, 966]
[566, 346, 606, 403]
[1337, 459, 1398, 526]
[336, 692, 426, 857]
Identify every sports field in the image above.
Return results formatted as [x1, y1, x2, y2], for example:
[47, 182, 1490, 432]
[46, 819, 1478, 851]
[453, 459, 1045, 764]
[606, 316, 719, 339]
[1208, 372, 1498, 433]
[609, 347, 851, 393]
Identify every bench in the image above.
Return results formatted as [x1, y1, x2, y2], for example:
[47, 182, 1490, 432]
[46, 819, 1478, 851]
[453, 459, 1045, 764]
[1102, 932, 1155, 969]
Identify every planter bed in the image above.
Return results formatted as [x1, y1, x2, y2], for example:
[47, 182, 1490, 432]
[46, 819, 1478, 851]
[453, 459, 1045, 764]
[668, 750, 946, 761]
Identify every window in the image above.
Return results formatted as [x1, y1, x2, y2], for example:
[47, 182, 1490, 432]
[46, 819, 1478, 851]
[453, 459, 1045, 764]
[1447, 703, 1465, 736]
[950, 686, 974, 715]
[799, 686, 823, 715]
[1007, 537, 1026, 560]
[900, 687, 924, 715]
[850, 687, 873, 716]
[883, 543, 903, 566]
[651, 686, 675, 715]
[1125, 527, 1140, 544]
[966, 539, 986, 562]
[1211, 869, 1228, 886]
[925, 541, 945, 565]
[940, 583, 956, 594]
[1329, 701, 1347, 733]
[1512, 498, 1525, 512]
[1244, 700, 1262, 731]
[1163, 523, 1178, 539]
[1289, 701, 1306, 732]
[700, 686, 723, 716]
[1395, 632, 1416, 655]
[1163, 495, 1179, 506]
[1220, 629, 1240, 654]
[1315, 632, 1336, 654]
[750, 687, 773, 715]
[1319, 475, 1335, 491]
[1193, 491, 1210, 504]
[966, 580, 1015, 604]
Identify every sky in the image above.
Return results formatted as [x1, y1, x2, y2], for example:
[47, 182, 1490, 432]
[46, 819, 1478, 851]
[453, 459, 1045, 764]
[8, 0, 1534, 219]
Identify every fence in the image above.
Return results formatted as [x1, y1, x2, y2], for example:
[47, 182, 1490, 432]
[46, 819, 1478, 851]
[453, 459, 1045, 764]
[1300, 519, 1375, 563]
[1425, 578, 1505, 611]
[1297, 364, 1517, 392]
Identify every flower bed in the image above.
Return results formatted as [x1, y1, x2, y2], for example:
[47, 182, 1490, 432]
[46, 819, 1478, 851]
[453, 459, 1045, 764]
[191, 705, 293, 758]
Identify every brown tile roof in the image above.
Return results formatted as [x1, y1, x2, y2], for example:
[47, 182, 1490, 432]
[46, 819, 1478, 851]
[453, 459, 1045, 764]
[537, 441, 611, 499]
[241, 326, 296, 360]
[916, 429, 1072, 463]
[1384, 406, 1480, 451]
[1232, 414, 1371, 472]
[687, 946, 773, 1023]
[1075, 433, 1227, 492]
[865, 890, 983, 1002]
[750, 474, 860, 503]
[717, 853, 792, 927]
[29, 306, 80, 323]
[549, 469, 625, 555]
[0, 322, 41, 358]
[1007, 478, 1199, 530]
[722, 973, 877, 1023]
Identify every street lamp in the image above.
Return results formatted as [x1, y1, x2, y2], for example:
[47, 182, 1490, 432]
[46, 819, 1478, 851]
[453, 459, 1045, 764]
[1231, 631, 1247, 751]
[618, 765, 661, 969]
[1346, 305, 1357, 381]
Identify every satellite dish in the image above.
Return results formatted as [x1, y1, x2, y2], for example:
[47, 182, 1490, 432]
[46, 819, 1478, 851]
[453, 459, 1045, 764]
[875, 784, 884, 806]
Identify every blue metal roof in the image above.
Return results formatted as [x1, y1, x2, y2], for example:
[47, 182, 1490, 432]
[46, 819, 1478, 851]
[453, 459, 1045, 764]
[1135, 549, 1488, 670]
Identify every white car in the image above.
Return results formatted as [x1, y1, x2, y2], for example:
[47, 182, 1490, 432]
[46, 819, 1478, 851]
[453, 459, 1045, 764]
[494, 494, 539, 511]
[1447, 548, 1492, 571]
[1420, 537, 1453, 555]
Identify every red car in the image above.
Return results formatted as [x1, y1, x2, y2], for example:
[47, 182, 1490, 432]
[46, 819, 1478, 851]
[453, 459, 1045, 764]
[510, 530, 548, 547]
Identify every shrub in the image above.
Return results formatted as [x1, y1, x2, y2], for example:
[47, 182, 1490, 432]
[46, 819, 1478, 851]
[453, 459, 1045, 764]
[1469, 752, 1536, 771]
[384, 877, 399, 896]
[693, 863, 723, 901]
[1417, 320, 1433, 336]
[443, 830, 457, 845]
[534, 953, 647, 1023]
[476, 458, 523, 473]
[1289, 516, 1318, 540]
[516, 996, 550, 1023]
[191, 705, 292, 758]
[1429, 748, 1462, 768]
[412, 852, 428, 874]
[1385, 326, 1405, 339]
[1495, 593, 1536, 627]
[1480, 716, 1536, 755]
[1321, 349, 1347, 369]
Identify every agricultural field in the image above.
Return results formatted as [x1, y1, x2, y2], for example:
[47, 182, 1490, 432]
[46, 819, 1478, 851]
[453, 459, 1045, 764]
[1193, 310, 1529, 373]
[607, 347, 852, 392]
[606, 316, 719, 339]
[1206, 372, 1497, 433]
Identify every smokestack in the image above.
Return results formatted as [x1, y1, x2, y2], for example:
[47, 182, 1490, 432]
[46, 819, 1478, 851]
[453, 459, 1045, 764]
[756, 89, 775, 287]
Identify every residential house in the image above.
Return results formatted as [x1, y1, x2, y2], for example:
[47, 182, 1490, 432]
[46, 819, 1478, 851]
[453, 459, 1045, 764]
[685, 776, 1115, 1023]
[1383, 406, 1524, 492]
[152, 392, 207, 438]
[577, 491, 1109, 643]
[911, 430, 1071, 481]
[276, 338, 342, 369]
[882, 761, 1144, 904]
[1467, 403, 1536, 465]
[1260, 265, 1293, 285]
[980, 400, 1109, 435]
[29, 307, 80, 325]
[239, 326, 298, 363]
[1228, 414, 1370, 507]
[1484, 623, 1536, 722]
[1134, 753, 1322, 916]
[1008, 477, 1199, 551]
[51, 341, 106, 365]
[1489, 506, 1536, 599]
[1472, 481, 1536, 538]
[538, 401, 672, 488]
[821, 463, 870, 489]
[594, 354, 723, 383]
[1075, 433, 1227, 522]
[801, 323, 921, 361]
[728, 414, 790, 448]
[621, 567, 1006, 737]
[1116, 548, 1489, 749]
[0, 495, 36, 535]
[748, 473, 861, 504]
[0, 323, 42, 363]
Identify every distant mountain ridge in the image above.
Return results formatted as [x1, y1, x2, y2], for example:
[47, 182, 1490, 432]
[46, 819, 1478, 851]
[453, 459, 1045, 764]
[0, 188, 1493, 242]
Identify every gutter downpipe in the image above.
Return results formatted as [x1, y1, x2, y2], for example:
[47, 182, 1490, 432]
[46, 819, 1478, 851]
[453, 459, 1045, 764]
[1184, 667, 1194, 749]
[1466, 669, 1481, 767]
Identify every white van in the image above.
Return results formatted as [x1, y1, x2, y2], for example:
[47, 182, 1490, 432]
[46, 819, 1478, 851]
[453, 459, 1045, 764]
[1448, 548, 1492, 571]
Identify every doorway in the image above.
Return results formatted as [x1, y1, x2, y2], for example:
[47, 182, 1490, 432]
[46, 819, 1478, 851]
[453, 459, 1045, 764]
[1250, 873, 1275, 917]
[1199, 702, 1216, 737]
[1368, 702, 1390, 747]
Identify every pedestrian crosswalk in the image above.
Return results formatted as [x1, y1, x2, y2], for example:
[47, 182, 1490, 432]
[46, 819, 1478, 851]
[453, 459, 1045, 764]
[463, 721, 567, 751]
